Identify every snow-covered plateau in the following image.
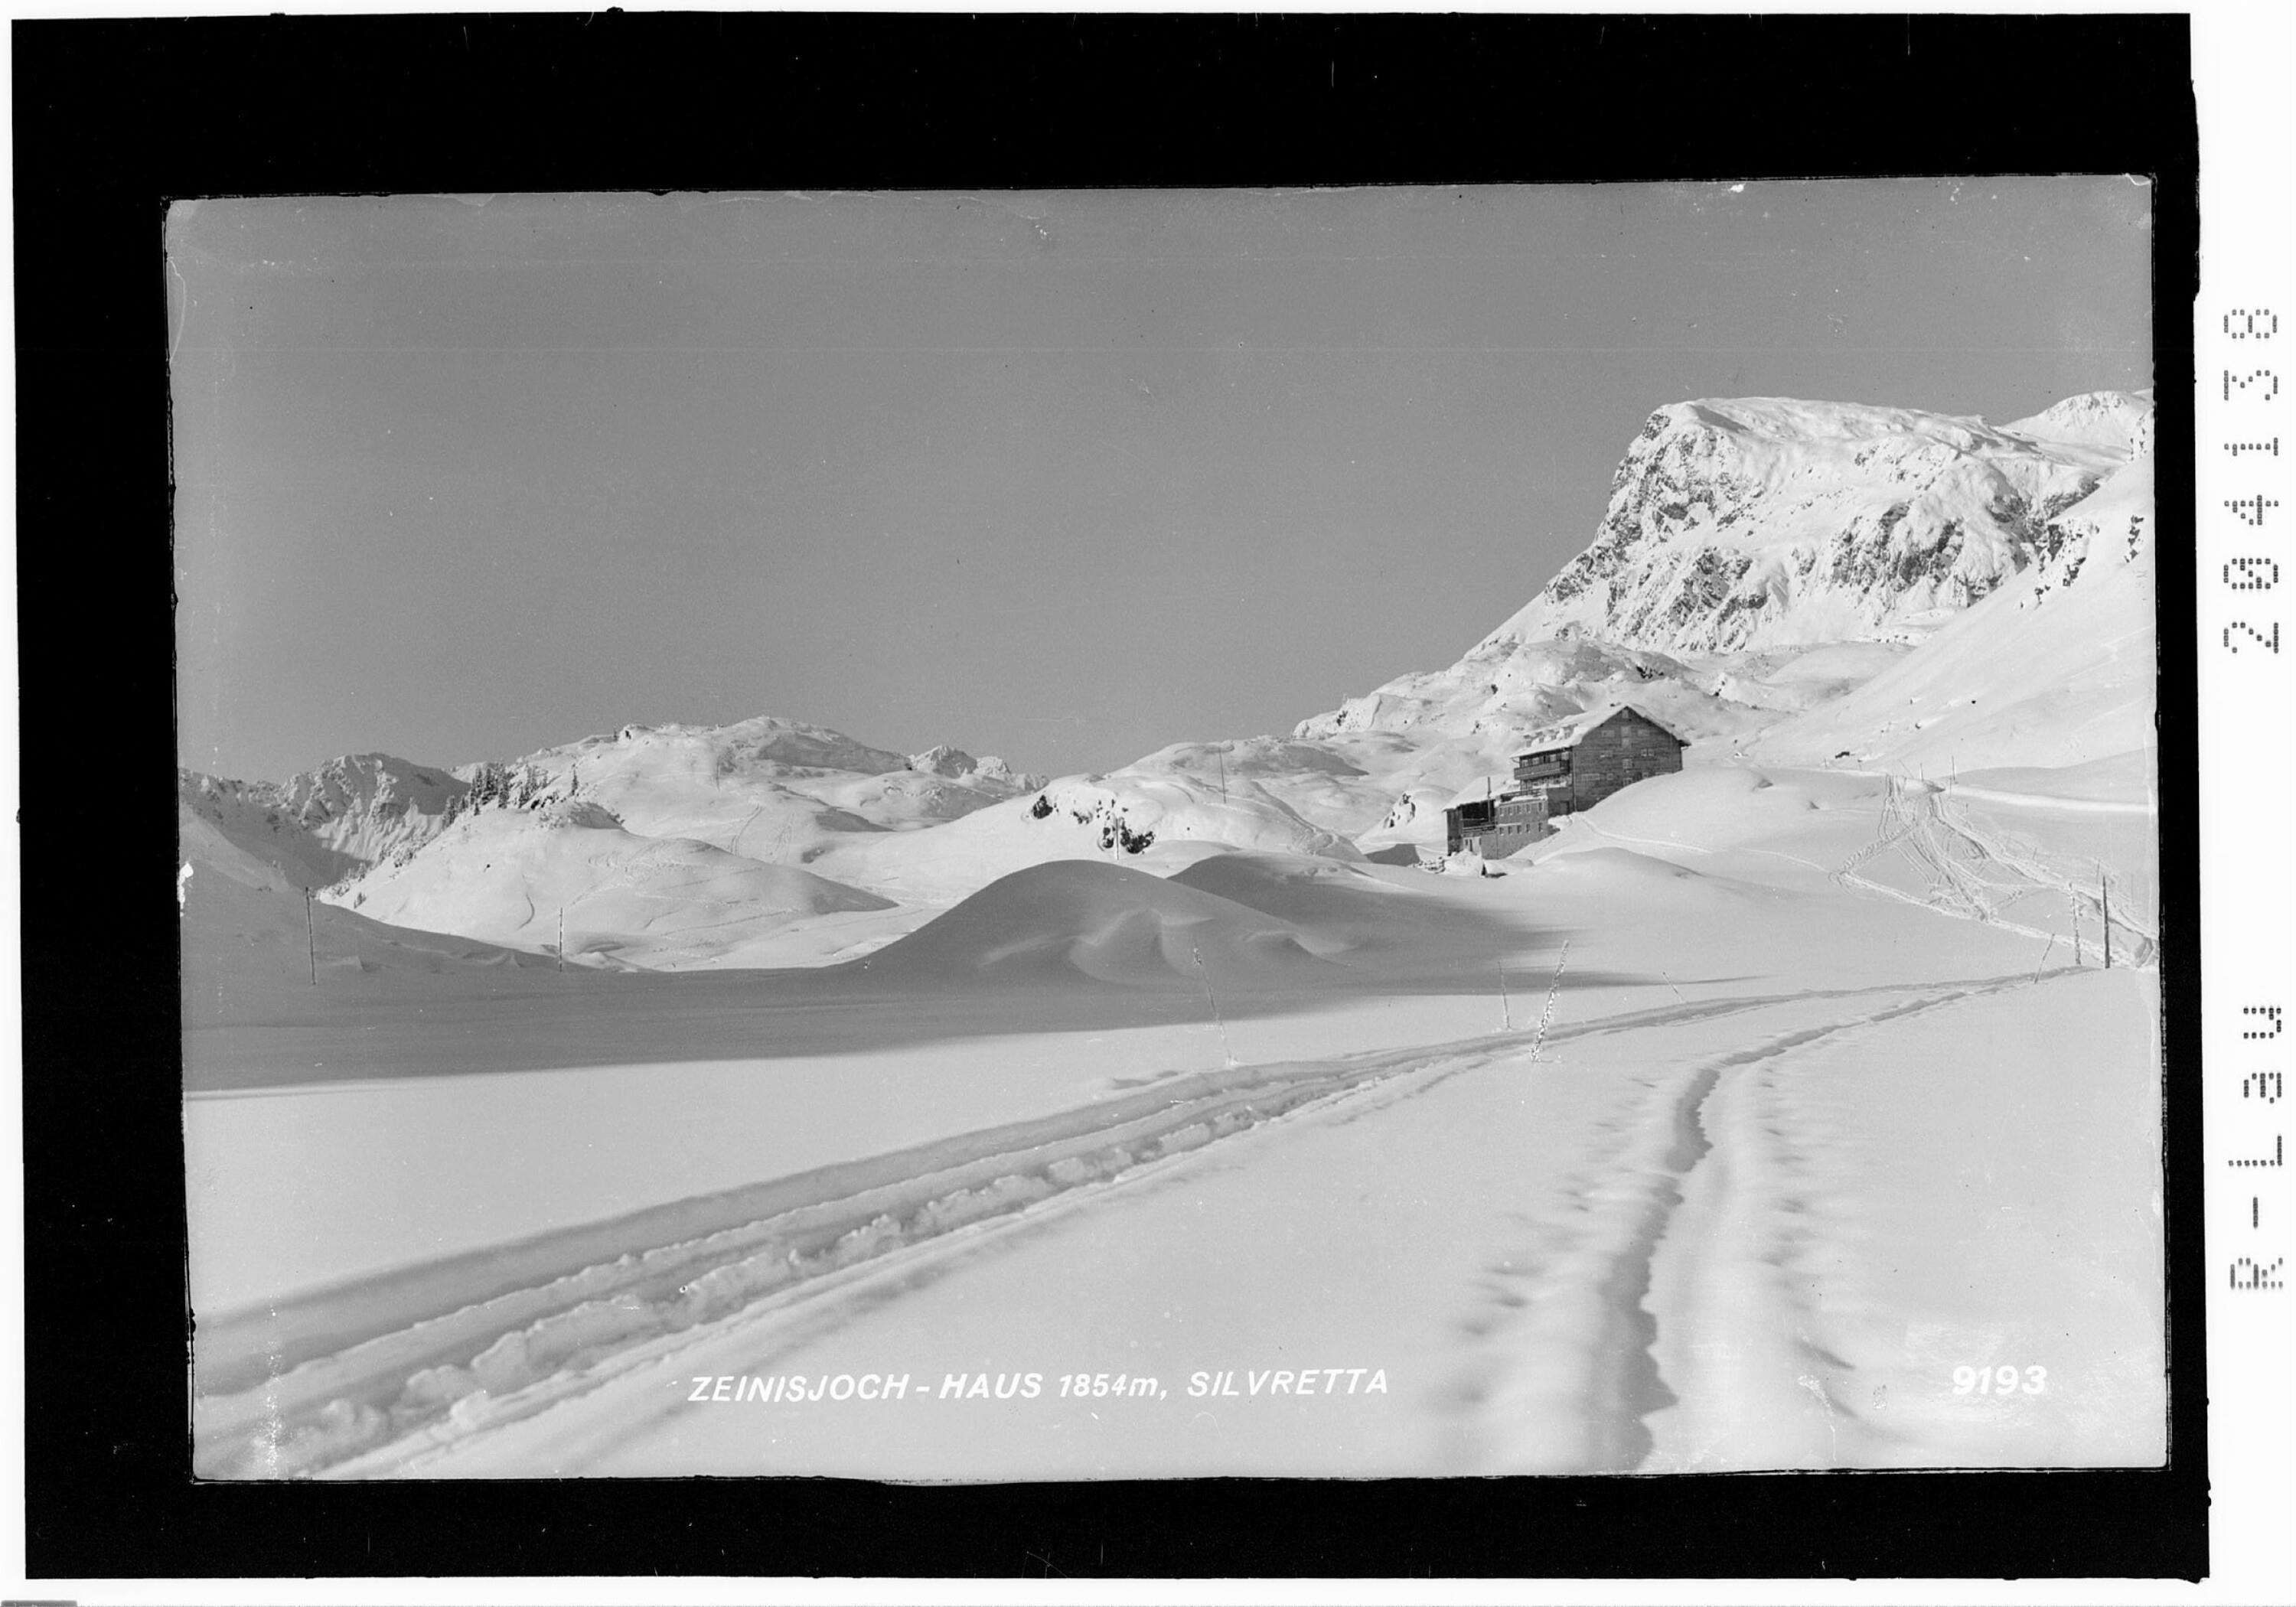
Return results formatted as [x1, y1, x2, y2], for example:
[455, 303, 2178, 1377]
[182, 388, 2162, 1478]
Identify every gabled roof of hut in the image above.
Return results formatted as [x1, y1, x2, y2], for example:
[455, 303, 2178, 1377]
[1517, 701, 1683, 755]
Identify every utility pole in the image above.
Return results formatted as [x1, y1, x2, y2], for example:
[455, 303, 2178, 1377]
[1498, 960, 1513, 1032]
[1192, 946, 1238, 1070]
[303, 888, 317, 986]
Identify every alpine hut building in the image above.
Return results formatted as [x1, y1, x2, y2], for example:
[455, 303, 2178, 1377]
[1443, 702, 1688, 858]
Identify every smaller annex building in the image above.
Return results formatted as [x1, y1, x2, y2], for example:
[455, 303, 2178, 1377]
[1444, 702, 1688, 858]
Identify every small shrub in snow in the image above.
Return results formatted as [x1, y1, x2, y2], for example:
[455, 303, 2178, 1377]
[1097, 819, 1156, 855]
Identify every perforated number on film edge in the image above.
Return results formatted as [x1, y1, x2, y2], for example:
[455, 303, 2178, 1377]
[2235, 1001, 2287, 1290]
[2218, 288, 2288, 1299]
[2223, 311, 2283, 654]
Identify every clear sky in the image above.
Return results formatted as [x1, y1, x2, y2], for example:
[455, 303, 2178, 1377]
[170, 179, 2152, 783]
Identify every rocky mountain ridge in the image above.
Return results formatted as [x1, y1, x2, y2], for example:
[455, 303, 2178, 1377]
[1479, 390, 2151, 657]
[179, 716, 1047, 892]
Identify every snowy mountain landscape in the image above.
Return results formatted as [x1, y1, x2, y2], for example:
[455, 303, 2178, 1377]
[182, 388, 2162, 1481]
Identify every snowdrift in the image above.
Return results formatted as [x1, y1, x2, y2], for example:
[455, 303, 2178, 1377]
[1530, 765, 1884, 862]
[1949, 751, 2154, 809]
[1170, 851, 1457, 940]
[848, 849, 1557, 999]
[849, 859, 1356, 989]
[804, 765, 1367, 909]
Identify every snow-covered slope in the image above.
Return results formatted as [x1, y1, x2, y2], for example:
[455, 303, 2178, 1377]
[1484, 393, 2145, 656]
[1742, 454, 2156, 774]
[456, 716, 1046, 859]
[801, 786, 1248, 911]
[179, 755, 471, 888]
[178, 810, 563, 1030]
[188, 715, 1049, 957]
[1301, 631, 1773, 766]
[331, 797, 895, 969]
[184, 718, 1047, 891]
[178, 790, 351, 892]
[182, 860, 556, 996]
[2002, 389, 2155, 458]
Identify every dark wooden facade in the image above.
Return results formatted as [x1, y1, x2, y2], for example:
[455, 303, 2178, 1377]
[1511, 704, 1687, 817]
[1445, 788, 1549, 858]
[1443, 704, 1686, 857]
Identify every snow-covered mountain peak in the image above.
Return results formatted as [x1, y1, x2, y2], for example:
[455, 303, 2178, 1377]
[179, 751, 471, 887]
[279, 750, 468, 823]
[184, 712, 1050, 923]
[1478, 390, 2150, 657]
[908, 743, 1046, 790]
[1663, 396, 2016, 455]
[541, 715, 913, 781]
[2002, 390, 2155, 459]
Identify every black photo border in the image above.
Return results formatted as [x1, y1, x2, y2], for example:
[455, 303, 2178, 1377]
[14, 10, 2205, 1583]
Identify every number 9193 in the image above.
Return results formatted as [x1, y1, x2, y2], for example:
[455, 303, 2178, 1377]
[1953, 1364, 2047, 1395]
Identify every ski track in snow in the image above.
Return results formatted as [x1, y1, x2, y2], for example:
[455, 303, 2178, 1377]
[1935, 789, 2158, 946]
[1432, 972, 2042, 1474]
[1531, 767, 2151, 963]
[194, 1027, 1515, 1478]
[192, 971, 2014, 1480]
[1828, 776, 2154, 960]
[383, 1043, 1511, 1480]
